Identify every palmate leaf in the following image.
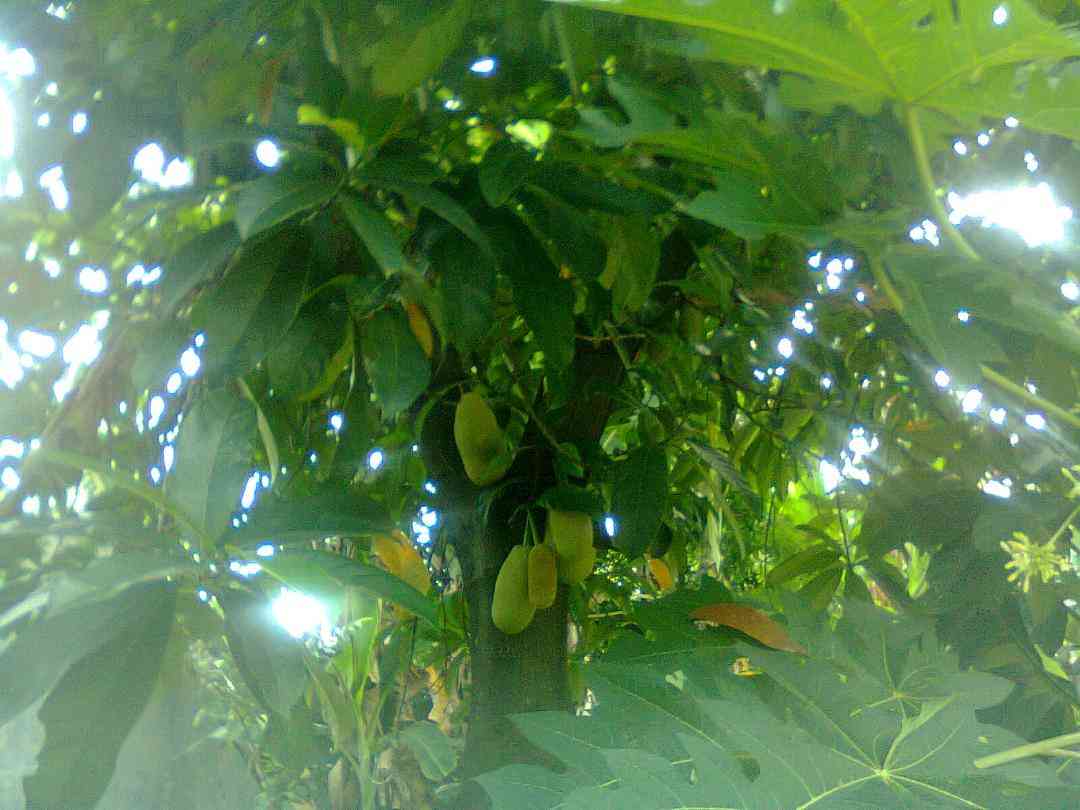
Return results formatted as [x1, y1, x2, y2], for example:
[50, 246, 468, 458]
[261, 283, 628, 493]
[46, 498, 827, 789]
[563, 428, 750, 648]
[479, 601, 1079, 809]
[554, 0, 1080, 140]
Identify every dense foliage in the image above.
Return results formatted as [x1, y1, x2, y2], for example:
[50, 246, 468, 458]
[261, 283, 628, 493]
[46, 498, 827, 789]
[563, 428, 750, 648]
[1, 1, 1079, 808]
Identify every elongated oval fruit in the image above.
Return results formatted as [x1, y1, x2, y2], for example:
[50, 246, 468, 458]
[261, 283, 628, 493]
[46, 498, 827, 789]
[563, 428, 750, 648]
[492, 545, 535, 634]
[404, 301, 435, 359]
[454, 391, 512, 486]
[528, 544, 558, 609]
[544, 509, 593, 561]
[557, 541, 596, 585]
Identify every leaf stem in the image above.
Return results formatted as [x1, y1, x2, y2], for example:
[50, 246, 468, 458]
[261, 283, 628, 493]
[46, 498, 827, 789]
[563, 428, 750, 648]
[974, 730, 1080, 770]
[903, 105, 978, 261]
[979, 364, 1080, 432]
[34, 448, 211, 550]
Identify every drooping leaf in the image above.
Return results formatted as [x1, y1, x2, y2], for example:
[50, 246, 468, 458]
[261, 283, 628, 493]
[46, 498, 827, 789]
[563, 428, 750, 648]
[170, 387, 257, 541]
[690, 602, 807, 654]
[358, 169, 494, 260]
[157, 223, 241, 315]
[690, 442, 762, 514]
[766, 543, 841, 587]
[228, 489, 392, 548]
[235, 171, 338, 241]
[0, 581, 169, 729]
[219, 587, 308, 718]
[261, 550, 440, 628]
[399, 722, 460, 781]
[435, 230, 496, 354]
[266, 295, 352, 400]
[366, 0, 472, 97]
[610, 445, 668, 557]
[192, 231, 310, 378]
[361, 307, 431, 418]
[605, 214, 661, 320]
[479, 140, 536, 207]
[338, 191, 408, 275]
[500, 225, 576, 371]
[23, 582, 176, 810]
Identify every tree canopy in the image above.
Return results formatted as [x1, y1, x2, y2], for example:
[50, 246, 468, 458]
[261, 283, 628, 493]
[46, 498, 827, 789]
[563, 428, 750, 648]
[0, 1, 1079, 808]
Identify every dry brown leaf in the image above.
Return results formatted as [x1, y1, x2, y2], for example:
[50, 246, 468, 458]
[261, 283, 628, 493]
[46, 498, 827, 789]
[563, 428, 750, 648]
[690, 602, 807, 655]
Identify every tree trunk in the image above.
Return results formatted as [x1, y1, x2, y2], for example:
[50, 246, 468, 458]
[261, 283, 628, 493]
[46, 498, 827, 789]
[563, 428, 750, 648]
[420, 396, 571, 783]
[446, 503, 571, 778]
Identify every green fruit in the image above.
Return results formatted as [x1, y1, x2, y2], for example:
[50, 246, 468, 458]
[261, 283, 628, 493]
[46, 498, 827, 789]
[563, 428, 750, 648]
[544, 509, 593, 560]
[491, 545, 535, 634]
[528, 544, 558, 609]
[557, 541, 596, 585]
[454, 391, 512, 486]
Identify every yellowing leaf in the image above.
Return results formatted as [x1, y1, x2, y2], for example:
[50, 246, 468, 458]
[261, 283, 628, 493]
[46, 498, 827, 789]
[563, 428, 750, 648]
[404, 302, 435, 359]
[648, 557, 674, 592]
[690, 603, 806, 655]
[297, 104, 365, 151]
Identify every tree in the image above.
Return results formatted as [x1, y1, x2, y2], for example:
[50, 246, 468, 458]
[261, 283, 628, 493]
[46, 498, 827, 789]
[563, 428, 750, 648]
[0, 0, 1079, 807]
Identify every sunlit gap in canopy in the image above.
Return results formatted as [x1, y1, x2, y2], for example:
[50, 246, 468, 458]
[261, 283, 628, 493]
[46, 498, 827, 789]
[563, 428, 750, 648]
[947, 183, 1073, 248]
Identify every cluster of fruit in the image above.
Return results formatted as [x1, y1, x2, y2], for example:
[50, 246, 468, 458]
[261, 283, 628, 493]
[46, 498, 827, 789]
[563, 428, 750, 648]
[491, 509, 595, 635]
[452, 389, 596, 635]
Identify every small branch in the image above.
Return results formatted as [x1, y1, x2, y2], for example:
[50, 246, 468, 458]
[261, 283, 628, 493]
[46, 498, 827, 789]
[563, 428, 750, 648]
[903, 104, 978, 261]
[552, 7, 582, 103]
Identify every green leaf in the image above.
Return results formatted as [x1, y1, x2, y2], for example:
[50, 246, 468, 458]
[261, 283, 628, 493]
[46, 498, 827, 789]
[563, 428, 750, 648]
[766, 544, 841, 587]
[266, 298, 351, 400]
[537, 484, 605, 517]
[219, 587, 308, 717]
[690, 442, 762, 514]
[0, 582, 169, 729]
[361, 308, 431, 418]
[23, 582, 176, 810]
[399, 722, 460, 781]
[559, 0, 1080, 140]
[605, 215, 661, 320]
[130, 320, 193, 393]
[157, 223, 240, 315]
[170, 387, 257, 541]
[261, 550, 440, 628]
[501, 227, 576, 370]
[683, 169, 826, 240]
[227, 490, 392, 548]
[520, 187, 607, 283]
[338, 191, 408, 275]
[480, 604, 1078, 808]
[358, 169, 494, 260]
[479, 141, 536, 207]
[610, 445, 668, 557]
[235, 172, 338, 241]
[434, 230, 496, 354]
[367, 0, 472, 97]
[192, 231, 310, 378]
[531, 161, 666, 217]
